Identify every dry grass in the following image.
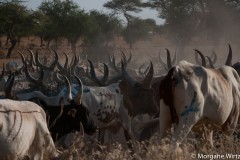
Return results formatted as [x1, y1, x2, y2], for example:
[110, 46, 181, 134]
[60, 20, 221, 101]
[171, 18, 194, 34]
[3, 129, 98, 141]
[55, 129, 240, 160]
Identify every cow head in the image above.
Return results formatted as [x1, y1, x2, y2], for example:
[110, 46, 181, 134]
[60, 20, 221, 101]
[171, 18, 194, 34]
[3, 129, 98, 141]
[159, 61, 197, 123]
[119, 61, 158, 117]
[48, 76, 97, 141]
[48, 99, 96, 141]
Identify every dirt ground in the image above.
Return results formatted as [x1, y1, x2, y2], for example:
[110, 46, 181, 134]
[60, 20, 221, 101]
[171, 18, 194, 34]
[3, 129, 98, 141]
[0, 35, 239, 69]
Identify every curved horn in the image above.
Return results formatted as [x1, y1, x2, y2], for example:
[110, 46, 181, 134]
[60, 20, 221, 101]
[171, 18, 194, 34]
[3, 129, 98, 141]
[194, 50, 202, 65]
[50, 50, 58, 69]
[121, 60, 136, 86]
[88, 60, 101, 85]
[18, 51, 26, 65]
[35, 50, 47, 69]
[74, 75, 83, 104]
[127, 52, 132, 64]
[108, 52, 120, 72]
[4, 73, 15, 99]
[121, 51, 127, 66]
[54, 71, 65, 84]
[120, 51, 132, 66]
[142, 62, 153, 88]
[206, 56, 214, 68]
[63, 52, 69, 69]
[20, 51, 44, 84]
[194, 49, 206, 67]
[171, 50, 177, 66]
[166, 48, 172, 69]
[101, 63, 109, 84]
[72, 54, 78, 68]
[225, 43, 232, 66]
[158, 51, 168, 71]
[138, 64, 145, 77]
[27, 49, 36, 66]
[62, 75, 72, 102]
[210, 49, 217, 64]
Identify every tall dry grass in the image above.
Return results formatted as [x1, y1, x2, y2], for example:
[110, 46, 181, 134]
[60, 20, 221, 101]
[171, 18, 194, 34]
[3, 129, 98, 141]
[56, 129, 240, 160]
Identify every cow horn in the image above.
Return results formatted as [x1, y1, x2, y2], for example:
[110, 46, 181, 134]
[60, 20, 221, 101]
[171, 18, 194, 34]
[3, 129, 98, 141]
[72, 54, 78, 69]
[108, 52, 120, 72]
[166, 48, 172, 69]
[138, 64, 145, 77]
[142, 62, 153, 88]
[18, 51, 26, 65]
[138, 64, 150, 77]
[4, 73, 15, 99]
[35, 50, 48, 70]
[88, 60, 101, 85]
[54, 71, 65, 84]
[194, 49, 206, 67]
[210, 49, 217, 64]
[63, 52, 69, 69]
[171, 50, 177, 66]
[121, 51, 127, 66]
[121, 60, 136, 86]
[120, 51, 131, 67]
[101, 63, 109, 84]
[158, 51, 168, 71]
[74, 75, 83, 104]
[206, 56, 214, 68]
[62, 75, 72, 102]
[50, 50, 59, 69]
[225, 43, 232, 66]
[27, 49, 36, 66]
[20, 51, 44, 84]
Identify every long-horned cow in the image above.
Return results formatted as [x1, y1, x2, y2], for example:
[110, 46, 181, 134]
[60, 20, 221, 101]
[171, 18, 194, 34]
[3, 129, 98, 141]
[79, 61, 158, 148]
[5, 74, 97, 142]
[13, 61, 158, 149]
[0, 99, 60, 159]
[159, 60, 240, 146]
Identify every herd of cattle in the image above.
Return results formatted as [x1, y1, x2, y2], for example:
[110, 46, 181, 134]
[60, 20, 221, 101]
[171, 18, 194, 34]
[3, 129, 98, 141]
[0, 44, 240, 159]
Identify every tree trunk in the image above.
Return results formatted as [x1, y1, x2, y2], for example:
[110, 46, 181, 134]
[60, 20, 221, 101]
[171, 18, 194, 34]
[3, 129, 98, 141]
[17, 37, 21, 46]
[6, 27, 17, 59]
[5, 35, 9, 46]
[6, 38, 17, 58]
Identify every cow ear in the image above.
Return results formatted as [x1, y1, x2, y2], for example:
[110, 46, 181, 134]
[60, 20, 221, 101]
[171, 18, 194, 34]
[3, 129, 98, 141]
[68, 109, 77, 118]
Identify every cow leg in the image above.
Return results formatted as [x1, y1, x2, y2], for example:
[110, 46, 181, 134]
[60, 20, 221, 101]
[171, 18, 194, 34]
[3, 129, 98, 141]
[222, 102, 239, 136]
[123, 129, 134, 150]
[202, 124, 214, 147]
[173, 112, 201, 147]
[98, 129, 105, 144]
[159, 100, 172, 139]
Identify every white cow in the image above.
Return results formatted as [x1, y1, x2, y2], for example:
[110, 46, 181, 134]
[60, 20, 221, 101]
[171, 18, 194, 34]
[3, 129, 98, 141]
[0, 99, 60, 160]
[159, 60, 240, 146]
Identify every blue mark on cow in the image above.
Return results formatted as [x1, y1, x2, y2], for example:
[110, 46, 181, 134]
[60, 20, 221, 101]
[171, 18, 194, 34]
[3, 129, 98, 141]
[180, 91, 199, 116]
[180, 105, 199, 116]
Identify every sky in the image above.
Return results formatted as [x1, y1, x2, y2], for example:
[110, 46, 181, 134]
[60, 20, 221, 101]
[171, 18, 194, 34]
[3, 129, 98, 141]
[24, 0, 165, 25]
